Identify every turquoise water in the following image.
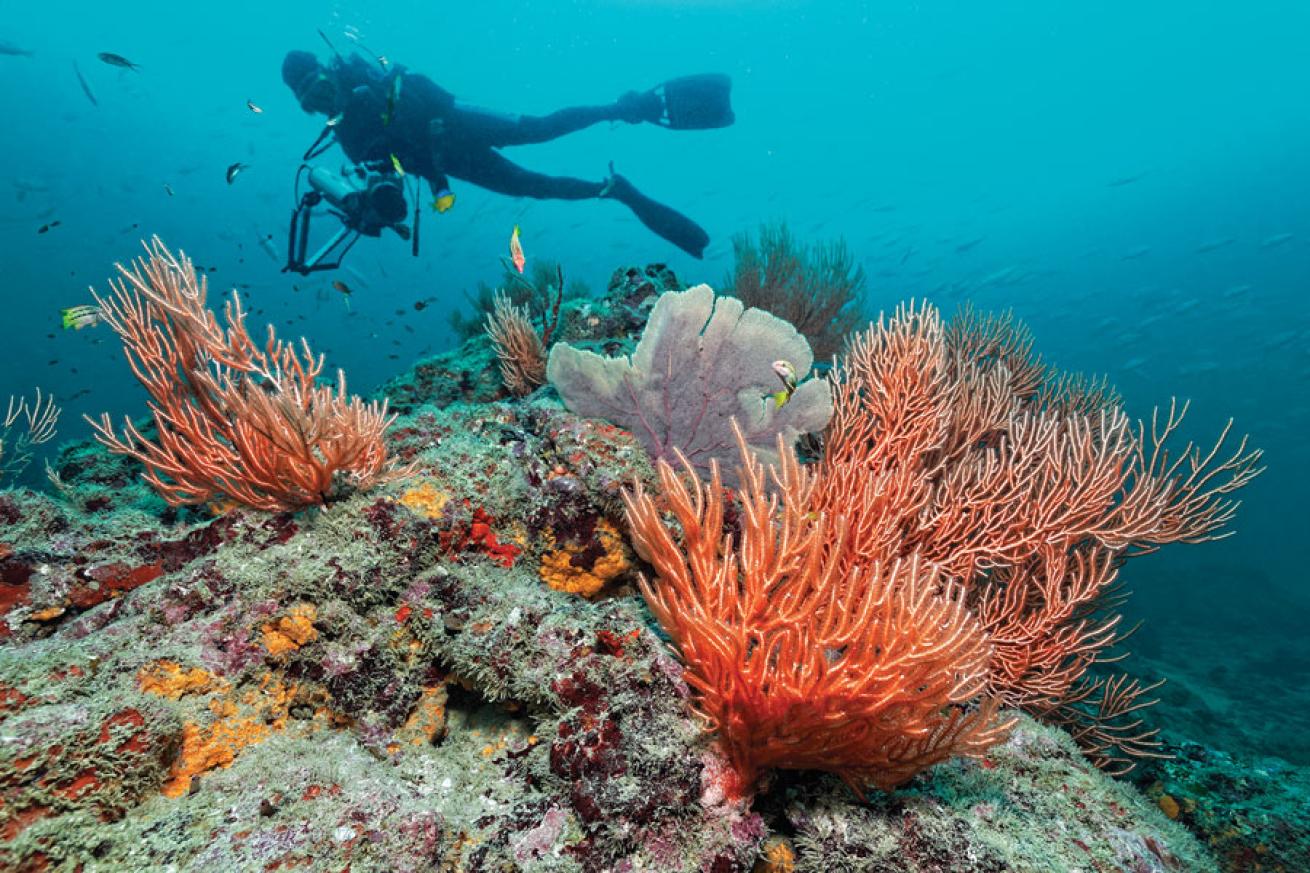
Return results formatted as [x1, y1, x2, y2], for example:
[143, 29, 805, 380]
[3, 2, 1307, 756]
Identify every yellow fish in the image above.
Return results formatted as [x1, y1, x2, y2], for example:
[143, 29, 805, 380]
[389, 153, 405, 176]
[509, 225, 525, 273]
[431, 189, 455, 213]
[771, 359, 798, 407]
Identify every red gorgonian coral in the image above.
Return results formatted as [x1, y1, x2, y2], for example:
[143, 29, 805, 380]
[813, 300, 1262, 771]
[624, 423, 1010, 798]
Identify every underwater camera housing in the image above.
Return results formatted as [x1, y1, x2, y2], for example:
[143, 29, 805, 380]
[283, 163, 419, 274]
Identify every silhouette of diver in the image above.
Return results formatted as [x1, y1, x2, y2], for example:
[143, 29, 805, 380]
[281, 50, 734, 258]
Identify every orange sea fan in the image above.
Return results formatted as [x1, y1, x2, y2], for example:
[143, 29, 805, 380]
[624, 422, 1009, 798]
[624, 296, 1259, 779]
[88, 237, 404, 512]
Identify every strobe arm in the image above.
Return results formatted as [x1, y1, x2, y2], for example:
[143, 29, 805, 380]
[283, 190, 361, 275]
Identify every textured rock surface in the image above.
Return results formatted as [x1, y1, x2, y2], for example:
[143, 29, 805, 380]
[0, 396, 1221, 872]
[777, 718, 1215, 873]
[1133, 736, 1310, 872]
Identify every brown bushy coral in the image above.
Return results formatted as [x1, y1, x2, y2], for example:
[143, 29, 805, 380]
[485, 292, 548, 397]
[723, 222, 866, 361]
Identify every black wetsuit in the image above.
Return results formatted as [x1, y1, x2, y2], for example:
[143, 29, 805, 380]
[330, 59, 606, 199]
[318, 55, 708, 257]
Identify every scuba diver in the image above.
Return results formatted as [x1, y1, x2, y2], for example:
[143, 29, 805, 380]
[280, 49, 734, 258]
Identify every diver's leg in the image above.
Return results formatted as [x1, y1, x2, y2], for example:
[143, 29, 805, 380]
[453, 94, 662, 146]
[451, 148, 605, 199]
[450, 151, 709, 258]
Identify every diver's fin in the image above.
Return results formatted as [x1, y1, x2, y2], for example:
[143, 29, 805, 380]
[657, 74, 734, 130]
[602, 164, 709, 258]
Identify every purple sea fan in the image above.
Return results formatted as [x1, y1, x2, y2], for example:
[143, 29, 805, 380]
[546, 284, 832, 483]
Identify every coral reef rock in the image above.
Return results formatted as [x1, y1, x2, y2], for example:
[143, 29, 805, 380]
[1, 395, 1219, 872]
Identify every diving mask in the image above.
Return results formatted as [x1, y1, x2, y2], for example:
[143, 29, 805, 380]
[296, 70, 337, 114]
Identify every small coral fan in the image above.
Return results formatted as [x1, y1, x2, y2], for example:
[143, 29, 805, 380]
[88, 237, 405, 512]
[624, 423, 1009, 798]
[485, 291, 547, 396]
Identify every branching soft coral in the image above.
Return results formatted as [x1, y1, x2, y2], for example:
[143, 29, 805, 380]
[624, 423, 1009, 798]
[625, 298, 1260, 786]
[1, 388, 60, 482]
[814, 300, 1263, 772]
[88, 237, 405, 512]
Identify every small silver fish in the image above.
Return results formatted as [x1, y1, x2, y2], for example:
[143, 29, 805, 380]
[1107, 172, 1146, 187]
[1195, 238, 1234, 254]
[72, 61, 98, 107]
[257, 233, 280, 262]
[0, 39, 34, 57]
[225, 162, 248, 185]
[246, 100, 263, 114]
[97, 52, 139, 70]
